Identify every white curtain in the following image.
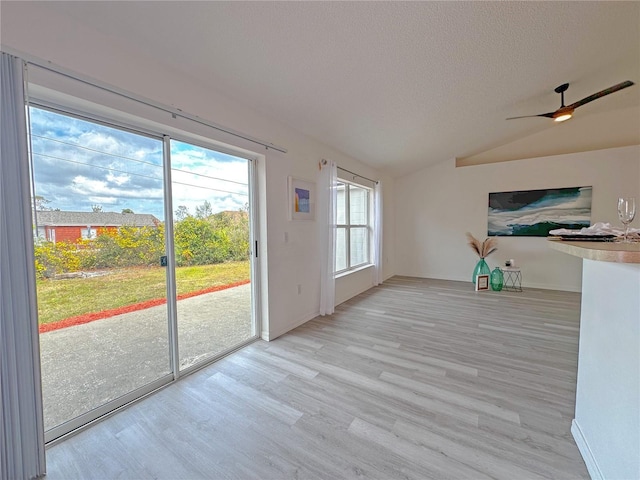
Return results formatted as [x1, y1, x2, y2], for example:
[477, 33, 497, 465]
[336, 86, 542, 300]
[373, 181, 384, 286]
[319, 160, 337, 315]
[0, 53, 46, 480]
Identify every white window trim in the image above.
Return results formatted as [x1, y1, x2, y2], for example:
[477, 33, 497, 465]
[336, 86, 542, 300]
[335, 178, 373, 276]
[335, 263, 374, 280]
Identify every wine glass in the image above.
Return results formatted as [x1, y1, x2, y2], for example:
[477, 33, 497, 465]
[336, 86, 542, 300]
[617, 197, 636, 243]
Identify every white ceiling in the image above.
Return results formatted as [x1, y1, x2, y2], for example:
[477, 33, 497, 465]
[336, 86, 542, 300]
[6, 1, 640, 177]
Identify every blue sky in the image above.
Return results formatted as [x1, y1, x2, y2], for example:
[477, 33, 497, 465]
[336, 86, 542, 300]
[29, 107, 249, 220]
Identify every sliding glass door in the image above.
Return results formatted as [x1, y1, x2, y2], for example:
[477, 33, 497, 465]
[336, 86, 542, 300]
[29, 106, 258, 442]
[170, 140, 254, 371]
[30, 106, 172, 439]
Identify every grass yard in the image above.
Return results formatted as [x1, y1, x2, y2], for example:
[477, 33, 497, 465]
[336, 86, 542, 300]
[36, 261, 250, 326]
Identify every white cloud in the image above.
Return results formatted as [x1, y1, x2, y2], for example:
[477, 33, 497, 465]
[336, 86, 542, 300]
[106, 172, 131, 186]
[29, 107, 250, 219]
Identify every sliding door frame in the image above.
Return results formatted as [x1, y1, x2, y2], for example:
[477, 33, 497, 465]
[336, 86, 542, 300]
[28, 98, 262, 443]
[163, 135, 181, 378]
[166, 133, 260, 377]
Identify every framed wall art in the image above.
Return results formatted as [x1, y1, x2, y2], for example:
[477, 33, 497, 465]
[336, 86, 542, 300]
[288, 176, 315, 221]
[488, 186, 592, 237]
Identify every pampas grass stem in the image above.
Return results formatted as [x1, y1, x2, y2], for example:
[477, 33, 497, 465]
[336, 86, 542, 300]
[466, 232, 497, 258]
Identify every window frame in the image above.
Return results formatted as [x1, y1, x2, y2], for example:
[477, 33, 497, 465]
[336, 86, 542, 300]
[80, 227, 97, 240]
[335, 178, 373, 276]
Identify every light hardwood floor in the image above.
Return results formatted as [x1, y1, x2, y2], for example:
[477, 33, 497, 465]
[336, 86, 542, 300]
[44, 277, 589, 479]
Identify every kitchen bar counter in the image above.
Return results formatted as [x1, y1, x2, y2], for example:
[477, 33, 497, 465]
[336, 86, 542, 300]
[548, 239, 640, 263]
[548, 239, 639, 480]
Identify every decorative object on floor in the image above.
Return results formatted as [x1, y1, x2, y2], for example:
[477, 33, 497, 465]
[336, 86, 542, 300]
[288, 176, 316, 221]
[488, 186, 592, 237]
[466, 232, 498, 284]
[502, 267, 523, 292]
[475, 274, 490, 291]
[490, 267, 504, 291]
[472, 258, 491, 284]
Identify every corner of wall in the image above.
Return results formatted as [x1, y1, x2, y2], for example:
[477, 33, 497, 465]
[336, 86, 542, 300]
[572, 420, 604, 480]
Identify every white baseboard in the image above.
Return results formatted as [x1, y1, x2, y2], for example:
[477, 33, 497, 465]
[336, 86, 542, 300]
[525, 281, 581, 292]
[572, 419, 603, 480]
[261, 309, 319, 342]
[393, 273, 582, 293]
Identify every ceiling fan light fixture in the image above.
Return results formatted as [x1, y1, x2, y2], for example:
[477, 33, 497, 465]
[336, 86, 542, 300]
[553, 106, 574, 123]
[554, 112, 573, 122]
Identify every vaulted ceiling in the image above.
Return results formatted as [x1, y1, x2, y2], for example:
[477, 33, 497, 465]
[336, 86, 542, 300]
[2, 1, 639, 177]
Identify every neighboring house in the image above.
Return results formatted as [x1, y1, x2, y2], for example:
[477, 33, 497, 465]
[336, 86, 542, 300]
[35, 211, 160, 243]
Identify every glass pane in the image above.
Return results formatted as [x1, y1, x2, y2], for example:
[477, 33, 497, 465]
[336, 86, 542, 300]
[30, 107, 170, 432]
[336, 227, 347, 272]
[336, 182, 346, 224]
[170, 140, 253, 370]
[349, 185, 368, 225]
[350, 227, 369, 266]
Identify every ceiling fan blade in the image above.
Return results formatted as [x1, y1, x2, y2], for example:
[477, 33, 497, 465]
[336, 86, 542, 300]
[567, 80, 635, 110]
[506, 112, 555, 120]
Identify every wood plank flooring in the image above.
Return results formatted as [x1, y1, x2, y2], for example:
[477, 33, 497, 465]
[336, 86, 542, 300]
[44, 277, 589, 479]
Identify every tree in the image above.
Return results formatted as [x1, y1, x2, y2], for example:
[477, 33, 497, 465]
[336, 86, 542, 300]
[92, 205, 103, 212]
[175, 205, 190, 222]
[33, 196, 52, 211]
[195, 200, 213, 219]
[121, 208, 134, 214]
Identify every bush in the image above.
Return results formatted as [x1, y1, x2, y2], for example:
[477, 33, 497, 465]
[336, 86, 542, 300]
[174, 216, 226, 266]
[33, 208, 249, 277]
[34, 239, 96, 279]
[93, 225, 165, 268]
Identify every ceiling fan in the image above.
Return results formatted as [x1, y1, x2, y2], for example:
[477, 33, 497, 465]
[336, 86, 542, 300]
[507, 80, 635, 123]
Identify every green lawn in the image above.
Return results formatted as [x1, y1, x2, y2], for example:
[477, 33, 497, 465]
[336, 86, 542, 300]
[36, 262, 250, 325]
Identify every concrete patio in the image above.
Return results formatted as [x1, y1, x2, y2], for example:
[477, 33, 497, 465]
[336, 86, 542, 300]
[39, 283, 252, 431]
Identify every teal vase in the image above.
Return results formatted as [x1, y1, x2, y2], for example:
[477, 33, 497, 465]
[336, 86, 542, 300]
[490, 267, 504, 291]
[472, 258, 490, 284]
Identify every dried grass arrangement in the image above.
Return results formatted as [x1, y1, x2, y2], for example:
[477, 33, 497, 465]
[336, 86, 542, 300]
[466, 232, 498, 259]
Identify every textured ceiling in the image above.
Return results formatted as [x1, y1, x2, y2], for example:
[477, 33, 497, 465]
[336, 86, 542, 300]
[4, 1, 640, 177]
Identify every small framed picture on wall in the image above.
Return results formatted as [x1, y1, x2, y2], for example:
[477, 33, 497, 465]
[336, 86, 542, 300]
[475, 274, 489, 291]
[288, 176, 316, 221]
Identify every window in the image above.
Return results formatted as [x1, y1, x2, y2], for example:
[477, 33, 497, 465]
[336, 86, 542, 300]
[80, 227, 97, 239]
[336, 180, 372, 274]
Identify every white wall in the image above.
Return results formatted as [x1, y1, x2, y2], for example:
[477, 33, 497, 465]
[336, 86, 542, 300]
[395, 145, 640, 292]
[572, 260, 640, 480]
[0, 3, 395, 341]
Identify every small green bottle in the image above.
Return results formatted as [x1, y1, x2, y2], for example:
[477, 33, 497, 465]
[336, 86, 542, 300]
[490, 267, 504, 291]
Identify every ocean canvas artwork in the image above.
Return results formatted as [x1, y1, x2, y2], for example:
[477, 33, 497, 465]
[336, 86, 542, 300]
[488, 186, 592, 236]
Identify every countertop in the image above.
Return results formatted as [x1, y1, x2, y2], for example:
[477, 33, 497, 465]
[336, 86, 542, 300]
[548, 239, 640, 264]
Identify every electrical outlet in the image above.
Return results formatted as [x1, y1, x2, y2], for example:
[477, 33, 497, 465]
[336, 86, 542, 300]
[297, 284, 302, 295]
[284, 231, 289, 243]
